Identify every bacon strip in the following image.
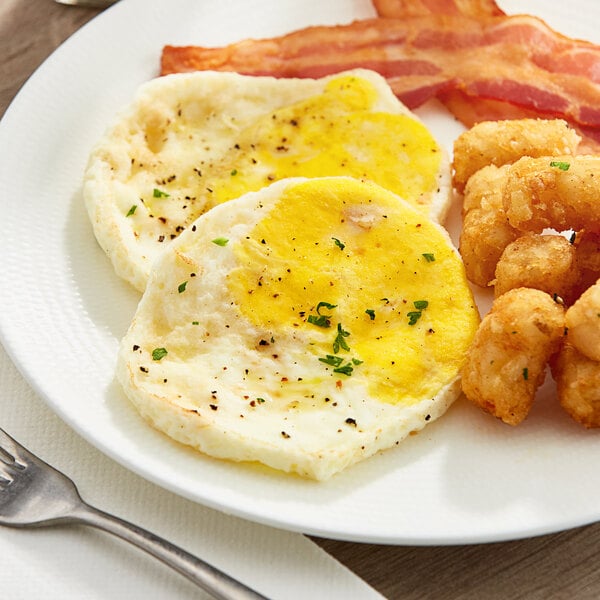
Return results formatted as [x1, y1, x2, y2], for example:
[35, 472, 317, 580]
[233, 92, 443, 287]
[372, 0, 504, 18]
[160, 13, 600, 146]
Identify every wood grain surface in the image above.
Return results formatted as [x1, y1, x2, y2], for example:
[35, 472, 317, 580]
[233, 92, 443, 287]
[2, 2, 600, 599]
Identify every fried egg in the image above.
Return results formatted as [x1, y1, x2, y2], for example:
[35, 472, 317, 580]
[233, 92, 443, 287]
[117, 177, 479, 480]
[84, 69, 450, 291]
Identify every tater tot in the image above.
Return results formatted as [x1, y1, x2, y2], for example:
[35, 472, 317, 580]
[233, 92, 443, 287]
[461, 164, 508, 214]
[459, 164, 519, 287]
[503, 155, 600, 232]
[460, 209, 520, 288]
[565, 280, 600, 362]
[574, 231, 600, 293]
[453, 118, 580, 193]
[461, 288, 565, 425]
[494, 233, 579, 302]
[551, 342, 600, 428]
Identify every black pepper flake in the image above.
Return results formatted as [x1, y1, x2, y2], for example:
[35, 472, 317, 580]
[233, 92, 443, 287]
[209, 404, 218, 411]
[425, 414, 431, 421]
[281, 431, 291, 439]
[132, 344, 140, 351]
[140, 366, 149, 373]
[345, 418, 357, 427]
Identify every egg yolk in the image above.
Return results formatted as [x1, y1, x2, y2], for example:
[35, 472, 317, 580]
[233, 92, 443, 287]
[204, 75, 442, 215]
[227, 178, 479, 405]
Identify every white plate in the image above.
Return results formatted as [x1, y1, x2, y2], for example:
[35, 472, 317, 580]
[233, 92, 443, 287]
[1, 0, 599, 545]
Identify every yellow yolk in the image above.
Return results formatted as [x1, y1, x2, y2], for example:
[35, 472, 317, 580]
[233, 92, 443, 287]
[227, 178, 479, 405]
[204, 75, 442, 215]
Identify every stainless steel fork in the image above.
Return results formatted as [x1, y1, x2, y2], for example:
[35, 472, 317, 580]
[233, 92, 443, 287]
[0, 427, 269, 600]
[54, 0, 118, 7]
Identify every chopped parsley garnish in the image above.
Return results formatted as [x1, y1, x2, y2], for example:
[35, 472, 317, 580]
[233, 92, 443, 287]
[308, 314, 331, 328]
[422, 253, 436, 262]
[153, 188, 170, 198]
[316, 301, 337, 315]
[523, 367, 529, 380]
[333, 323, 350, 353]
[319, 354, 344, 367]
[407, 311, 422, 326]
[192, 321, 199, 325]
[550, 161, 570, 171]
[230, 169, 238, 176]
[333, 363, 354, 376]
[307, 301, 336, 328]
[407, 300, 429, 325]
[331, 358, 362, 376]
[152, 347, 168, 361]
[212, 237, 229, 246]
[332, 237, 346, 251]
[365, 309, 375, 320]
[178, 281, 187, 293]
[126, 205, 137, 217]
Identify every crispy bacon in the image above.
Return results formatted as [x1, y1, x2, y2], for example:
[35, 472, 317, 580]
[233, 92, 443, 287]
[372, 0, 504, 18]
[160, 11, 600, 147]
[438, 89, 600, 153]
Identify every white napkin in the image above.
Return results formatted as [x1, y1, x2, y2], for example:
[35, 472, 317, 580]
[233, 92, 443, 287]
[0, 344, 384, 600]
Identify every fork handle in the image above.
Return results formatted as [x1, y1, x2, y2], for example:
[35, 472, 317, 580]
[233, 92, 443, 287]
[70, 502, 269, 600]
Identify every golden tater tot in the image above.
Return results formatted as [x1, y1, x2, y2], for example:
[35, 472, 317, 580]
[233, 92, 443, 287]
[565, 280, 600, 362]
[453, 118, 580, 193]
[460, 210, 520, 288]
[551, 342, 600, 428]
[459, 165, 519, 287]
[461, 164, 508, 214]
[503, 155, 600, 233]
[461, 288, 565, 425]
[493, 233, 579, 302]
[574, 231, 600, 293]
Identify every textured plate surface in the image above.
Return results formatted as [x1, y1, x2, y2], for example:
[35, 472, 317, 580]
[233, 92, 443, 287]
[0, 0, 599, 544]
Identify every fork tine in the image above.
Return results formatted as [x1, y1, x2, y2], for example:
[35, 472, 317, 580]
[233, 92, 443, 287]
[0, 428, 30, 467]
[0, 462, 14, 484]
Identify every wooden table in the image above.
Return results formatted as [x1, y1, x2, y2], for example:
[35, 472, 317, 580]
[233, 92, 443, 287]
[3, 2, 600, 598]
